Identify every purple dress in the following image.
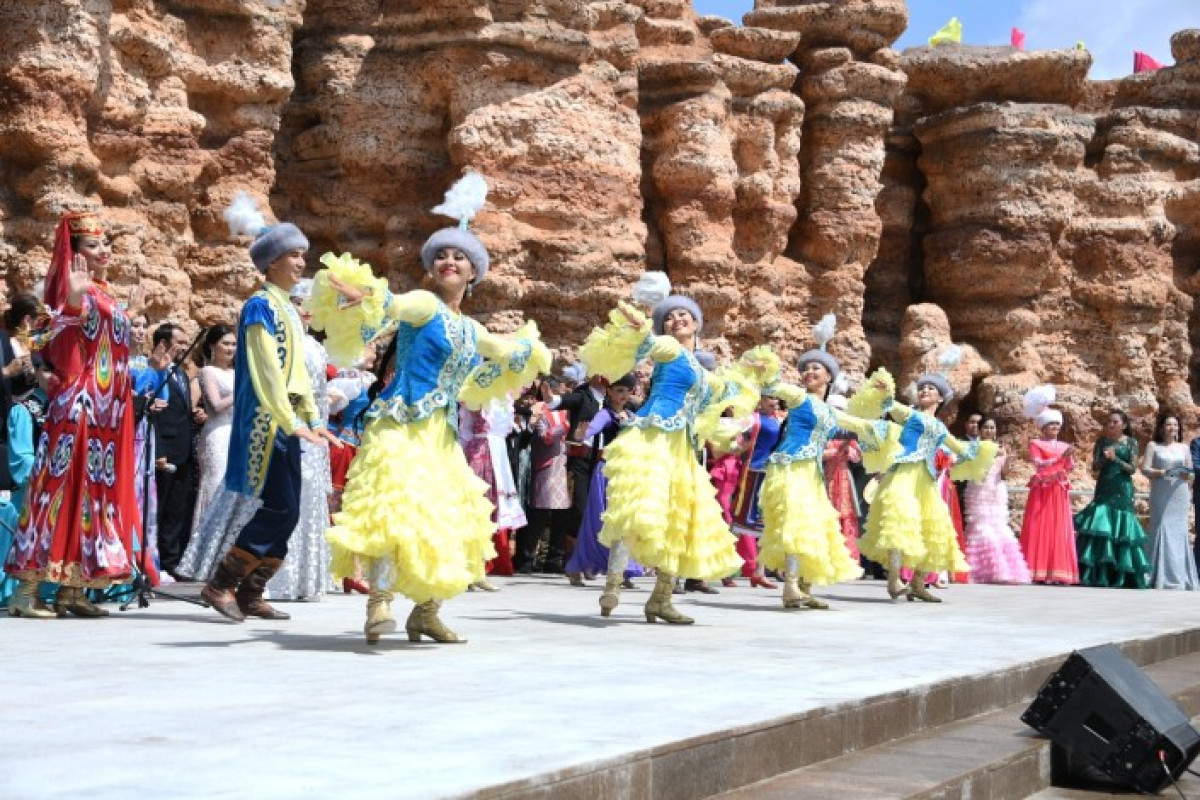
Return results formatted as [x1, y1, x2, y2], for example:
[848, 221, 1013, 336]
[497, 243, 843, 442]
[565, 409, 643, 578]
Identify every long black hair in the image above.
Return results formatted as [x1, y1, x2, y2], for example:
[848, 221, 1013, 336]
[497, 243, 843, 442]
[355, 335, 397, 431]
[1153, 412, 1182, 444]
[200, 324, 234, 366]
[1107, 408, 1132, 439]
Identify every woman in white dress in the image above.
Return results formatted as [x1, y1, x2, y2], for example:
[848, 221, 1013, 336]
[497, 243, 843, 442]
[190, 325, 236, 532]
[265, 279, 336, 601]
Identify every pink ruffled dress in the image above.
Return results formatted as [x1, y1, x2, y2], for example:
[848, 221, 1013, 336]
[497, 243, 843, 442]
[963, 451, 1031, 583]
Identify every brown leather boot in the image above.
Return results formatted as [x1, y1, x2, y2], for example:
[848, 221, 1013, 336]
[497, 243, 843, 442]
[235, 557, 292, 620]
[201, 547, 260, 622]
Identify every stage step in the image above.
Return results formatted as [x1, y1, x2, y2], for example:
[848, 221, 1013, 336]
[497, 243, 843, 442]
[710, 648, 1200, 800]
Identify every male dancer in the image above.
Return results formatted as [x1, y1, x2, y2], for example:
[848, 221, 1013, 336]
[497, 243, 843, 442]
[201, 221, 334, 621]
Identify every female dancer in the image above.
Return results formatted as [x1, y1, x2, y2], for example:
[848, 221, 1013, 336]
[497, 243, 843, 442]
[563, 374, 643, 586]
[5, 212, 142, 617]
[1018, 387, 1078, 584]
[579, 293, 776, 624]
[858, 350, 997, 602]
[1142, 413, 1197, 589]
[962, 418, 1031, 584]
[265, 279, 335, 601]
[311, 174, 550, 644]
[189, 325, 236, 531]
[758, 318, 879, 610]
[1074, 409, 1149, 589]
[729, 395, 784, 588]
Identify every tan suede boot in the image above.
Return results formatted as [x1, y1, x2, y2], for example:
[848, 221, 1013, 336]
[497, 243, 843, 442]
[54, 586, 109, 618]
[364, 589, 396, 644]
[8, 580, 55, 618]
[644, 572, 694, 625]
[798, 578, 829, 610]
[781, 574, 805, 609]
[907, 572, 942, 603]
[406, 600, 466, 643]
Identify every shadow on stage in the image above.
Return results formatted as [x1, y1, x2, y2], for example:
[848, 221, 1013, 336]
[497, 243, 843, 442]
[155, 628, 471, 654]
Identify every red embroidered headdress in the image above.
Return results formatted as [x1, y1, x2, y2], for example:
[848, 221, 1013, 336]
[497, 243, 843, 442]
[44, 212, 105, 310]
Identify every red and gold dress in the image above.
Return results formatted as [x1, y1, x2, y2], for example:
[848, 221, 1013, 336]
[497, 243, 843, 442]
[4, 283, 140, 588]
[822, 436, 862, 561]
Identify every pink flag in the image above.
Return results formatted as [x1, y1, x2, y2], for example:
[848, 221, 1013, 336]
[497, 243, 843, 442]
[1011, 27, 1026, 51]
[1134, 51, 1164, 73]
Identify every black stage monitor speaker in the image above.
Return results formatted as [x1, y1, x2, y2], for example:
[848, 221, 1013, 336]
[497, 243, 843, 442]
[1022, 643, 1200, 794]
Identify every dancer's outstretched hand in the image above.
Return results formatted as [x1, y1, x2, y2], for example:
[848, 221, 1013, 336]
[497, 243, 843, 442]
[328, 273, 368, 307]
[614, 301, 646, 329]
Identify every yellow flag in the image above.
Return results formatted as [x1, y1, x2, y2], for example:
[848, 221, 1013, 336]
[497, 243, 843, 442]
[1076, 40, 1087, 50]
[928, 17, 963, 46]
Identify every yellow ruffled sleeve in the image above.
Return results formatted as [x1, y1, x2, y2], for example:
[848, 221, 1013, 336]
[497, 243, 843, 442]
[860, 420, 902, 475]
[309, 252, 391, 368]
[578, 301, 655, 379]
[695, 346, 781, 445]
[846, 367, 895, 421]
[832, 410, 884, 450]
[765, 381, 806, 409]
[459, 321, 552, 410]
[947, 436, 998, 483]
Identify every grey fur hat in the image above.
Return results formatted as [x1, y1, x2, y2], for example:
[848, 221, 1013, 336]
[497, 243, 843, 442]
[798, 349, 840, 381]
[249, 223, 309, 273]
[420, 228, 489, 285]
[652, 295, 703, 336]
[693, 350, 717, 371]
[916, 373, 954, 403]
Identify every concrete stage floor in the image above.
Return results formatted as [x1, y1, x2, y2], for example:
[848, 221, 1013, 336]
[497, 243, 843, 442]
[2, 576, 1198, 799]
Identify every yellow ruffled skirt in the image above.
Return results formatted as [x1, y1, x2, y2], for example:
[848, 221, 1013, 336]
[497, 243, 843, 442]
[758, 460, 861, 585]
[859, 462, 969, 574]
[327, 410, 496, 602]
[600, 426, 742, 580]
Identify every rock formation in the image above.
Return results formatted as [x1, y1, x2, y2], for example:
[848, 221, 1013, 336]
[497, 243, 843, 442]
[2, 1, 1200, 462]
[0, 0, 305, 325]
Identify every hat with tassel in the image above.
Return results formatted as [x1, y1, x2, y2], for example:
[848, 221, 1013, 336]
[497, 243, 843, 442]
[225, 191, 309, 274]
[420, 172, 490, 285]
[798, 313, 840, 380]
[916, 344, 961, 402]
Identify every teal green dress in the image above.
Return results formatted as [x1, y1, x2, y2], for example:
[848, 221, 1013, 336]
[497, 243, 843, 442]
[1074, 436, 1149, 588]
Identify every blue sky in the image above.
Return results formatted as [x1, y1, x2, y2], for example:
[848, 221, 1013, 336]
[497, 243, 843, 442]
[691, 0, 1198, 79]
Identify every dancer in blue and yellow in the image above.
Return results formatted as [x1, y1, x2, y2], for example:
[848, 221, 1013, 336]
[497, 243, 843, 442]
[758, 315, 882, 611]
[580, 291, 778, 624]
[311, 173, 550, 644]
[858, 349, 997, 603]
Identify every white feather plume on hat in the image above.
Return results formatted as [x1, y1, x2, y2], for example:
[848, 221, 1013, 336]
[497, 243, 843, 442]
[937, 344, 962, 374]
[432, 171, 488, 229]
[813, 313, 836, 351]
[224, 191, 266, 239]
[1023, 384, 1056, 419]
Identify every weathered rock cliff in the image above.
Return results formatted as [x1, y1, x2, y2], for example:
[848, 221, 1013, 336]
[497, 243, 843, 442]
[0, 0, 305, 325]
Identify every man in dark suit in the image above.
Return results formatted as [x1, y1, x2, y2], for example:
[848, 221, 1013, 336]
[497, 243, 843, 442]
[145, 323, 198, 576]
[543, 374, 609, 573]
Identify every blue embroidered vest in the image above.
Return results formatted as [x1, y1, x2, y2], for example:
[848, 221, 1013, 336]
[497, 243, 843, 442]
[768, 396, 838, 467]
[630, 351, 710, 433]
[366, 303, 477, 432]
